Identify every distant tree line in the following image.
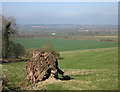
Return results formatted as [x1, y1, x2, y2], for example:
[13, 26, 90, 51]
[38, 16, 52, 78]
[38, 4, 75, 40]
[17, 30, 118, 38]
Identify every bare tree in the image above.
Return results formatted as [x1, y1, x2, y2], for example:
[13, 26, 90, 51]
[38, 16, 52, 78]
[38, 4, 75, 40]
[2, 15, 18, 59]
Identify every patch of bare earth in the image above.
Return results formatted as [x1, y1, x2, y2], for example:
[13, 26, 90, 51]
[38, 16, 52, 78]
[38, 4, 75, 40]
[27, 77, 65, 90]
[26, 69, 111, 90]
[27, 69, 99, 90]
[37, 77, 61, 87]
[37, 69, 98, 86]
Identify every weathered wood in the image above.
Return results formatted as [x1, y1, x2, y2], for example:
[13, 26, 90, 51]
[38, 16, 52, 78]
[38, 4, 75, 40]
[26, 52, 64, 83]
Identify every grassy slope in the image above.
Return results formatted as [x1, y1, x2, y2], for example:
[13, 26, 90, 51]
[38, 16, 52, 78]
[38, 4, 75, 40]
[59, 47, 118, 69]
[2, 47, 118, 90]
[44, 47, 118, 90]
[16, 38, 118, 51]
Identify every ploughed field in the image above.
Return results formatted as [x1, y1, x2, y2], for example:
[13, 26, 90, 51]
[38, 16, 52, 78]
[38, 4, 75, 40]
[16, 38, 118, 51]
[2, 47, 118, 90]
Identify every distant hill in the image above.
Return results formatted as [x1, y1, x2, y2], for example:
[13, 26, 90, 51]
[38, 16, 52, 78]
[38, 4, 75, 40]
[17, 24, 118, 32]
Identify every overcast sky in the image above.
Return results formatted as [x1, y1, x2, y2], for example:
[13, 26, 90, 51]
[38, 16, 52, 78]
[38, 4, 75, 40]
[2, 2, 118, 25]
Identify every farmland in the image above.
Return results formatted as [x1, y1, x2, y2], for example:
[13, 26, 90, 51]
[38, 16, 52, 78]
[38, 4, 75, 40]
[2, 47, 118, 90]
[15, 37, 118, 51]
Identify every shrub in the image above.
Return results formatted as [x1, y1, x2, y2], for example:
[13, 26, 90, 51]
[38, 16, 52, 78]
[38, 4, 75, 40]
[8, 41, 26, 58]
[26, 43, 60, 59]
[41, 42, 54, 53]
[40, 43, 60, 59]
[25, 48, 37, 58]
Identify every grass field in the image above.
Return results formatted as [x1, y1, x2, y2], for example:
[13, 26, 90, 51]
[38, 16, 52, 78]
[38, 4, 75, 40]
[2, 47, 118, 90]
[15, 38, 118, 51]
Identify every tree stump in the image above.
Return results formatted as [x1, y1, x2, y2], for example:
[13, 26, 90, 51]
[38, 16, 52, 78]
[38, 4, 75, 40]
[26, 52, 64, 83]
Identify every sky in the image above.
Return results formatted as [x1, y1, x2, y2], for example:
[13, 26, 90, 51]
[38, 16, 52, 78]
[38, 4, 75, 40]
[2, 2, 118, 25]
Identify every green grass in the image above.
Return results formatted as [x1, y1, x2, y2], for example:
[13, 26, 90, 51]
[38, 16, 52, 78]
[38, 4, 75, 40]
[16, 38, 118, 51]
[2, 62, 26, 90]
[2, 47, 118, 90]
[58, 47, 118, 69]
